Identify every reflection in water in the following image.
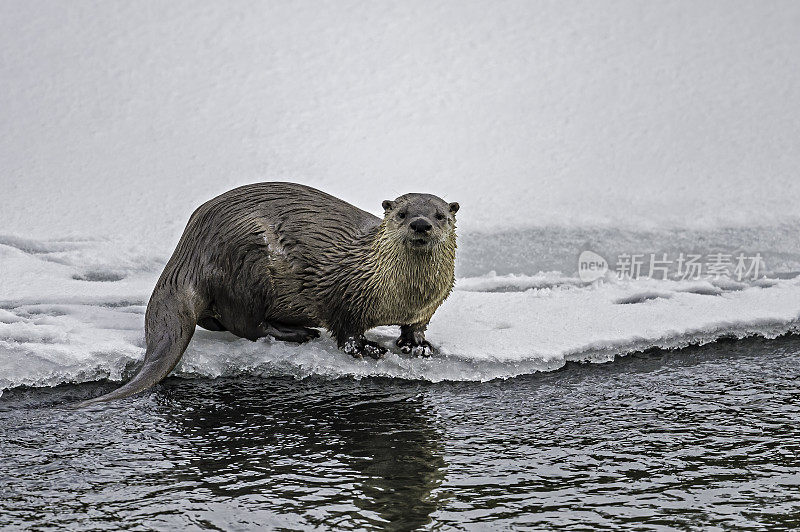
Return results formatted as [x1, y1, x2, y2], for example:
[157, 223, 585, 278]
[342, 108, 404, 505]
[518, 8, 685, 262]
[158, 378, 446, 529]
[3, 335, 800, 529]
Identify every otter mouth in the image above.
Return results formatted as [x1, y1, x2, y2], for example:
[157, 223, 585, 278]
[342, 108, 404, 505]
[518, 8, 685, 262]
[407, 237, 431, 249]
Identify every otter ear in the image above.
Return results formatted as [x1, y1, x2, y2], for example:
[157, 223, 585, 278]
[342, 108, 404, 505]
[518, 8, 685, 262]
[382, 200, 396, 212]
[449, 202, 460, 214]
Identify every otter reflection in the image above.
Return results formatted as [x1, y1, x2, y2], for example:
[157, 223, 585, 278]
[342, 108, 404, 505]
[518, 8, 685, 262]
[155, 377, 447, 529]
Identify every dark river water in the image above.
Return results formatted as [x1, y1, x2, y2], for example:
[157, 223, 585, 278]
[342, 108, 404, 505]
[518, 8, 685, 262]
[2, 335, 800, 530]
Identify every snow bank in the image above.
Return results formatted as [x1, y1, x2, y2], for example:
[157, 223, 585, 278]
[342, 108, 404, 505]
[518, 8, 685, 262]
[3, 256, 799, 393]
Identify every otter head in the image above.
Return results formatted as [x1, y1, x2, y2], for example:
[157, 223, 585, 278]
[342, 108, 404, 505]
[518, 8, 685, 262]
[381, 193, 459, 252]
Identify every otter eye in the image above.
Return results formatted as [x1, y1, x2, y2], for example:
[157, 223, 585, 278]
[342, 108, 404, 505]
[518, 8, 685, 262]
[398, 212, 406, 220]
[435, 213, 445, 221]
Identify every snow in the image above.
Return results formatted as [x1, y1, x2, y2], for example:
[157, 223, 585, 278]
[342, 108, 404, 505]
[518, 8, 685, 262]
[2, 1, 800, 394]
[2, 0, 800, 244]
[2, 251, 800, 393]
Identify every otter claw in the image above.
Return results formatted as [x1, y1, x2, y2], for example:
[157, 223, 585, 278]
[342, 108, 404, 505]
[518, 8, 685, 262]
[363, 342, 387, 359]
[411, 345, 434, 358]
[343, 337, 386, 359]
[396, 338, 434, 357]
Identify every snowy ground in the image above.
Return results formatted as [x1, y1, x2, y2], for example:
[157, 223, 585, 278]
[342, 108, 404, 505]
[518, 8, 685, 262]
[2, 231, 800, 393]
[2, 1, 800, 394]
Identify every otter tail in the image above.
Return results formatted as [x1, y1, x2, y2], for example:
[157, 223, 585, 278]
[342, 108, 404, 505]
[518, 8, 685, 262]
[75, 285, 199, 407]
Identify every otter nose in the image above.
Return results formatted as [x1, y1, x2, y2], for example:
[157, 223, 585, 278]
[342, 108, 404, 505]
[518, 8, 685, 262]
[410, 218, 432, 234]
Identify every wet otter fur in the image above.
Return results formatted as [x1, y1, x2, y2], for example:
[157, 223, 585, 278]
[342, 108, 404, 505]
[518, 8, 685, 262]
[78, 182, 459, 405]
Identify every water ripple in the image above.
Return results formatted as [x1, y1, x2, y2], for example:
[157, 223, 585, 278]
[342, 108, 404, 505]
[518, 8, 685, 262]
[2, 335, 800, 529]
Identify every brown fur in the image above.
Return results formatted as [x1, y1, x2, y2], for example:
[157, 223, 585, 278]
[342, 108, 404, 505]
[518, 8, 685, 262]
[78, 182, 458, 406]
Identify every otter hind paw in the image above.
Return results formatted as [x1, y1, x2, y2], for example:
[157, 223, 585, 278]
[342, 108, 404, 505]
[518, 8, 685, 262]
[396, 337, 435, 358]
[264, 323, 320, 343]
[286, 327, 320, 343]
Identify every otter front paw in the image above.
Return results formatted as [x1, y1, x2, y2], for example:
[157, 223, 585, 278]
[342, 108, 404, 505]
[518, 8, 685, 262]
[396, 337, 435, 358]
[343, 336, 387, 360]
[362, 341, 388, 359]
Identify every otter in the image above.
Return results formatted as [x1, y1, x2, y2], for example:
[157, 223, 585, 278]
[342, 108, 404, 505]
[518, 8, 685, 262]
[79, 182, 459, 405]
